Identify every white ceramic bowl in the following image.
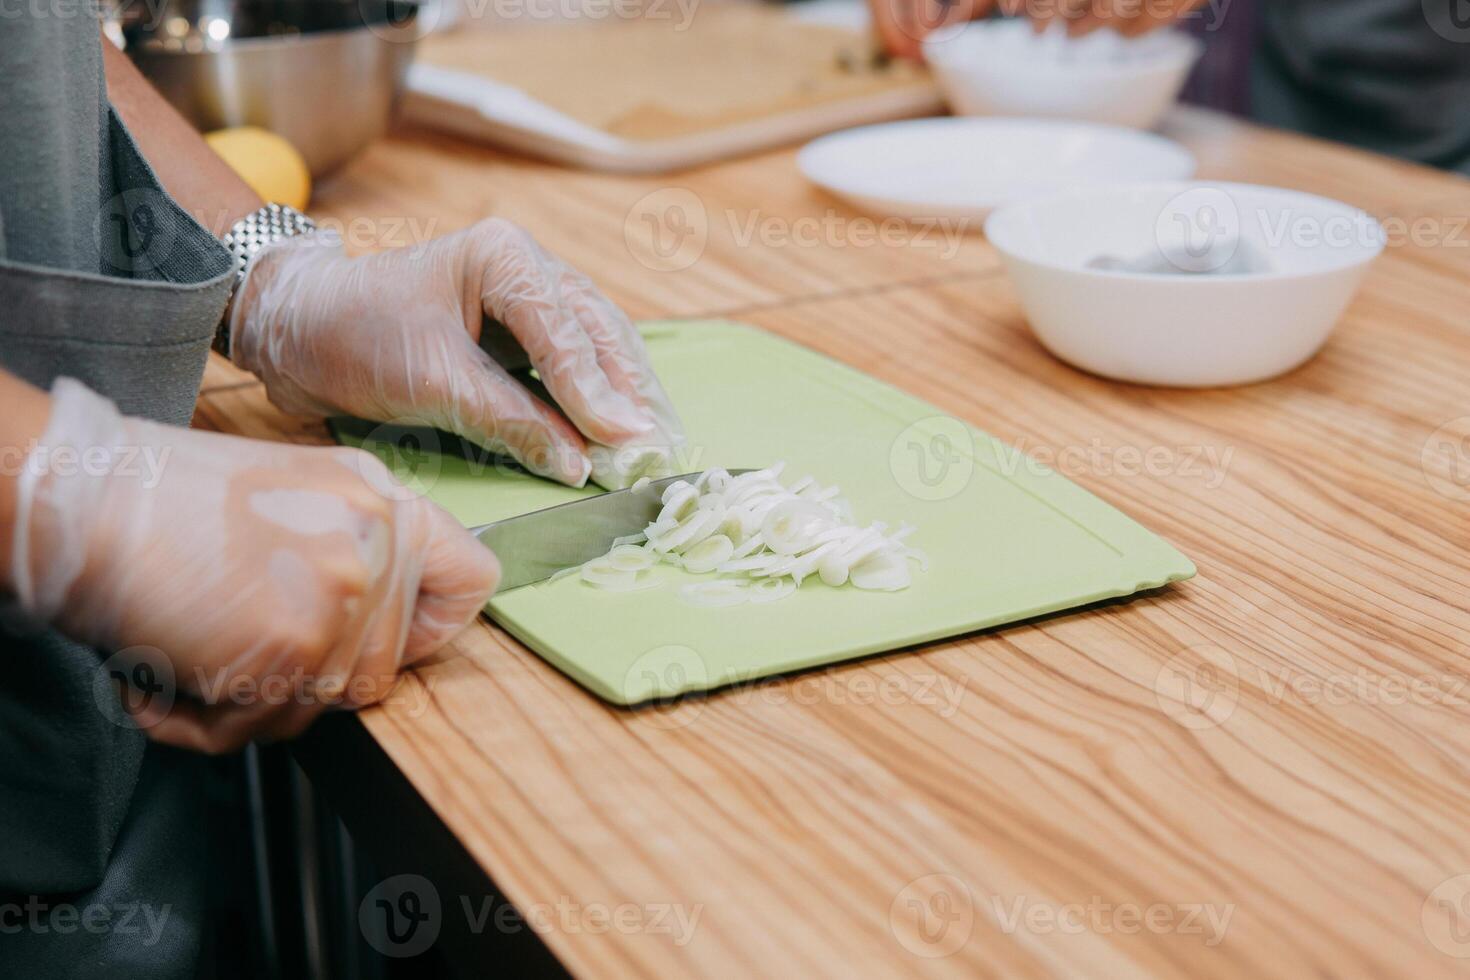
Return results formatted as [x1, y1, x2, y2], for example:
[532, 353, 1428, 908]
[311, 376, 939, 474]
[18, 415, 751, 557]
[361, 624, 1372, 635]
[984, 182, 1386, 387]
[797, 118, 1194, 222]
[922, 20, 1202, 130]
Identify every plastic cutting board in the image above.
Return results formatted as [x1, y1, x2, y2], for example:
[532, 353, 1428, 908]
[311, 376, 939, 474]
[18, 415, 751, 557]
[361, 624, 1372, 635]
[337, 320, 1194, 704]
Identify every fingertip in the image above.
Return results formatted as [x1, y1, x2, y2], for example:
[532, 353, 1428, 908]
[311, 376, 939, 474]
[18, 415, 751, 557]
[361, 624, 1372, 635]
[403, 502, 499, 660]
[566, 454, 593, 489]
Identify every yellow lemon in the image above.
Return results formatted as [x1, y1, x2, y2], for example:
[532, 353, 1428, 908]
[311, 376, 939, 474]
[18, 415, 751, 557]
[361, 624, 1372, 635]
[204, 127, 312, 211]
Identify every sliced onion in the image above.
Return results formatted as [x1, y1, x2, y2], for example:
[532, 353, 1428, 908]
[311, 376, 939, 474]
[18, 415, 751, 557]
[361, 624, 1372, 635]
[850, 554, 912, 591]
[834, 526, 890, 570]
[651, 503, 726, 554]
[606, 545, 656, 572]
[817, 555, 849, 588]
[681, 534, 734, 574]
[581, 558, 657, 591]
[656, 484, 699, 525]
[749, 578, 797, 603]
[547, 563, 585, 585]
[719, 555, 783, 574]
[728, 533, 766, 560]
[577, 466, 919, 601]
[761, 500, 831, 555]
[900, 546, 930, 572]
[715, 510, 747, 545]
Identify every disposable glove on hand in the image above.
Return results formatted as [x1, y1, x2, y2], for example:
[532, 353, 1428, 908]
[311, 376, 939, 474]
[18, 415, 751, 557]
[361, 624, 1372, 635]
[10, 379, 499, 754]
[229, 217, 686, 490]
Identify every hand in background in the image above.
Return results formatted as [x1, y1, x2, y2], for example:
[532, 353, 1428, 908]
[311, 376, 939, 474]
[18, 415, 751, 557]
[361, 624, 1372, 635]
[1036, 0, 1208, 37]
[230, 218, 687, 491]
[867, 0, 1205, 59]
[868, 0, 1016, 61]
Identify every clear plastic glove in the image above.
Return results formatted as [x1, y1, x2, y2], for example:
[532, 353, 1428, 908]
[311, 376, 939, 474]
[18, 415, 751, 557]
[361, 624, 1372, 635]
[10, 379, 499, 754]
[229, 217, 686, 490]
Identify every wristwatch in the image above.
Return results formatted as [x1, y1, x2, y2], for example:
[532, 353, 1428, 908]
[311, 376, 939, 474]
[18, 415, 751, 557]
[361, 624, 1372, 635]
[213, 203, 317, 355]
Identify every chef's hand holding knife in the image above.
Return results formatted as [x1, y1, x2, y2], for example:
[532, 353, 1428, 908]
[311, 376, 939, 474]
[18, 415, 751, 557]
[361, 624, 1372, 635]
[4, 219, 685, 753]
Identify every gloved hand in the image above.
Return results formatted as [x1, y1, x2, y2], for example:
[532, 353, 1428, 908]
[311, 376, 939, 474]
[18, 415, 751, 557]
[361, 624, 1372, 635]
[10, 378, 499, 754]
[229, 217, 686, 490]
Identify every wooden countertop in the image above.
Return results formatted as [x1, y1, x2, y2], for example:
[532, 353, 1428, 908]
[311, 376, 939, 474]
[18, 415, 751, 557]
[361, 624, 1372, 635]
[196, 106, 1470, 977]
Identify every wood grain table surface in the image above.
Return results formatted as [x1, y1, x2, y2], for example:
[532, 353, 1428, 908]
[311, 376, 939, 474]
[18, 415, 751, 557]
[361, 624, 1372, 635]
[195, 106, 1470, 978]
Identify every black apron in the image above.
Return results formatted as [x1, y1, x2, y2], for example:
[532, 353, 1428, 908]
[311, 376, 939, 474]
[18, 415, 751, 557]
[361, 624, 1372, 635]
[0, 16, 233, 977]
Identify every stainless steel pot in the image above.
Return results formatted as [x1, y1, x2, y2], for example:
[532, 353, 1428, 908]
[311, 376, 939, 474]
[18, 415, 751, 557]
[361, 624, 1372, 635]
[111, 0, 420, 177]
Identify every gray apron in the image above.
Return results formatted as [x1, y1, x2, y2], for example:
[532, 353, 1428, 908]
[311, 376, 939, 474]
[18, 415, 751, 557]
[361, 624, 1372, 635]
[0, 16, 234, 978]
[1253, 0, 1470, 175]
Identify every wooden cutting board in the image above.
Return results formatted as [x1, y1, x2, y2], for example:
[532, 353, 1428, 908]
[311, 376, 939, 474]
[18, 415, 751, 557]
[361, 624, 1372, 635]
[404, 6, 943, 170]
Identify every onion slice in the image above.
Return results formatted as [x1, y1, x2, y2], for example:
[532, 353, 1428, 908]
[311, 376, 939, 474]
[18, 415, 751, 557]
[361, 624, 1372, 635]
[570, 466, 920, 604]
[681, 535, 735, 574]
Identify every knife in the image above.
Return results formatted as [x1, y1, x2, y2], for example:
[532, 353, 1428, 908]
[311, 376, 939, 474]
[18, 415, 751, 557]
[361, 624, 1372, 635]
[472, 470, 752, 591]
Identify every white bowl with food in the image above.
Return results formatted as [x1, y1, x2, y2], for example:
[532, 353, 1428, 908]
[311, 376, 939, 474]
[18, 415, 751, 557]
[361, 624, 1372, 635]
[983, 181, 1385, 387]
[922, 19, 1202, 130]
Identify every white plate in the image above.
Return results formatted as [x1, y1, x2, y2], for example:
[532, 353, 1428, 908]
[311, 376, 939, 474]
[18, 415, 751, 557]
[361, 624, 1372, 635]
[797, 118, 1196, 221]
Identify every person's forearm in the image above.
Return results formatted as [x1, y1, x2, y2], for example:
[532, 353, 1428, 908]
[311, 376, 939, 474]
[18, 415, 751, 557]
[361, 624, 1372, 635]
[0, 371, 53, 596]
[101, 33, 262, 235]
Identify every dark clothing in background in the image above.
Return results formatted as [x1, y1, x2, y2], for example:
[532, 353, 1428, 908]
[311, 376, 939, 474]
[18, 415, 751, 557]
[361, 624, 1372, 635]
[0, 14, 233, 979]
[1252, 0, 1470, 174]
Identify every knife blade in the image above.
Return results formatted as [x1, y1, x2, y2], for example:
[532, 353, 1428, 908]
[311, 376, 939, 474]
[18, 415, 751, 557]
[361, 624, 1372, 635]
[472, 470, 752, 591]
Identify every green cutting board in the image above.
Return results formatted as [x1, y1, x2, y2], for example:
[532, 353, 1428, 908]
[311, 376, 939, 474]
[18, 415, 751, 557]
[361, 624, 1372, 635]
[337, 320, 1194, 704]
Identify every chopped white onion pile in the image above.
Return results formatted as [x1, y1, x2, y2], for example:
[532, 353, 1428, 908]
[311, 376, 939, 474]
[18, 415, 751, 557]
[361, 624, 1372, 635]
[576, 465, 925, 607]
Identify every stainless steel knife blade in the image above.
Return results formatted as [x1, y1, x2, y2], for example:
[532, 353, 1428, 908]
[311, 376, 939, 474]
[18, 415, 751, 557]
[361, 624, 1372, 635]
[473, 470, 752, 591]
